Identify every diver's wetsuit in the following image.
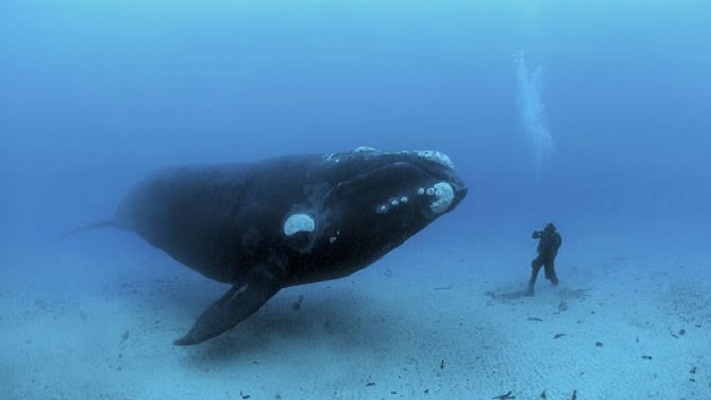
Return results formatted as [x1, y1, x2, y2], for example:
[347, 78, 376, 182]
[527, 224, 562, 294]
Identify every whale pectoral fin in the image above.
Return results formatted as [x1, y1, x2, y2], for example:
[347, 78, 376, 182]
[173, 269, 282, 346]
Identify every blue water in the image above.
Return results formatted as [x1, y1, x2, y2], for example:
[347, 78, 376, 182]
[2, 1, 710, 398]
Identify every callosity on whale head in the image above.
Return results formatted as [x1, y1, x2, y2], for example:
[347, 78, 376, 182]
[282, 147, 468, 284]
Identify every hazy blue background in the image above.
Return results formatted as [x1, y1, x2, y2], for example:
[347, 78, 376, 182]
[2, 0, 710, 290]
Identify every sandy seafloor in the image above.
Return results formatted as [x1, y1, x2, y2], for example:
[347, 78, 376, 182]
[1, 226, 709, 400]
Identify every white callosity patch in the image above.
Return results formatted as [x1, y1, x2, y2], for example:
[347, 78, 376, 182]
[376, 194, 412, 214]
[353, 146, 377, 153]
[428, 182, 455, 214]
[323, 153, 340, 163]
[415, 150, 454, 169]
[283, 213, 315, 236]
[324, 146, 378, 164]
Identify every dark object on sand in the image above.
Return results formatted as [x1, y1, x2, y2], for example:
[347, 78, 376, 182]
[671, 328, 686, 338]
[526, 223, 562, 296]
[67, 148, 467, 345]
[492, 391, 516, 400]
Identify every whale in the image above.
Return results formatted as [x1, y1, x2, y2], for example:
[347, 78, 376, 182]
[68, 147, 468, 345]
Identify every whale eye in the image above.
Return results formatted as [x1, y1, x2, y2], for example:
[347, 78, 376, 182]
[283, 213, 315, 236]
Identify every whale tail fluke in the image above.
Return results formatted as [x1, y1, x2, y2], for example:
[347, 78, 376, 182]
[61, 220, 116, 237]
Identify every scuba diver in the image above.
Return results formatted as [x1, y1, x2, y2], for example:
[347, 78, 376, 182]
[526, 223, 562, 296]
